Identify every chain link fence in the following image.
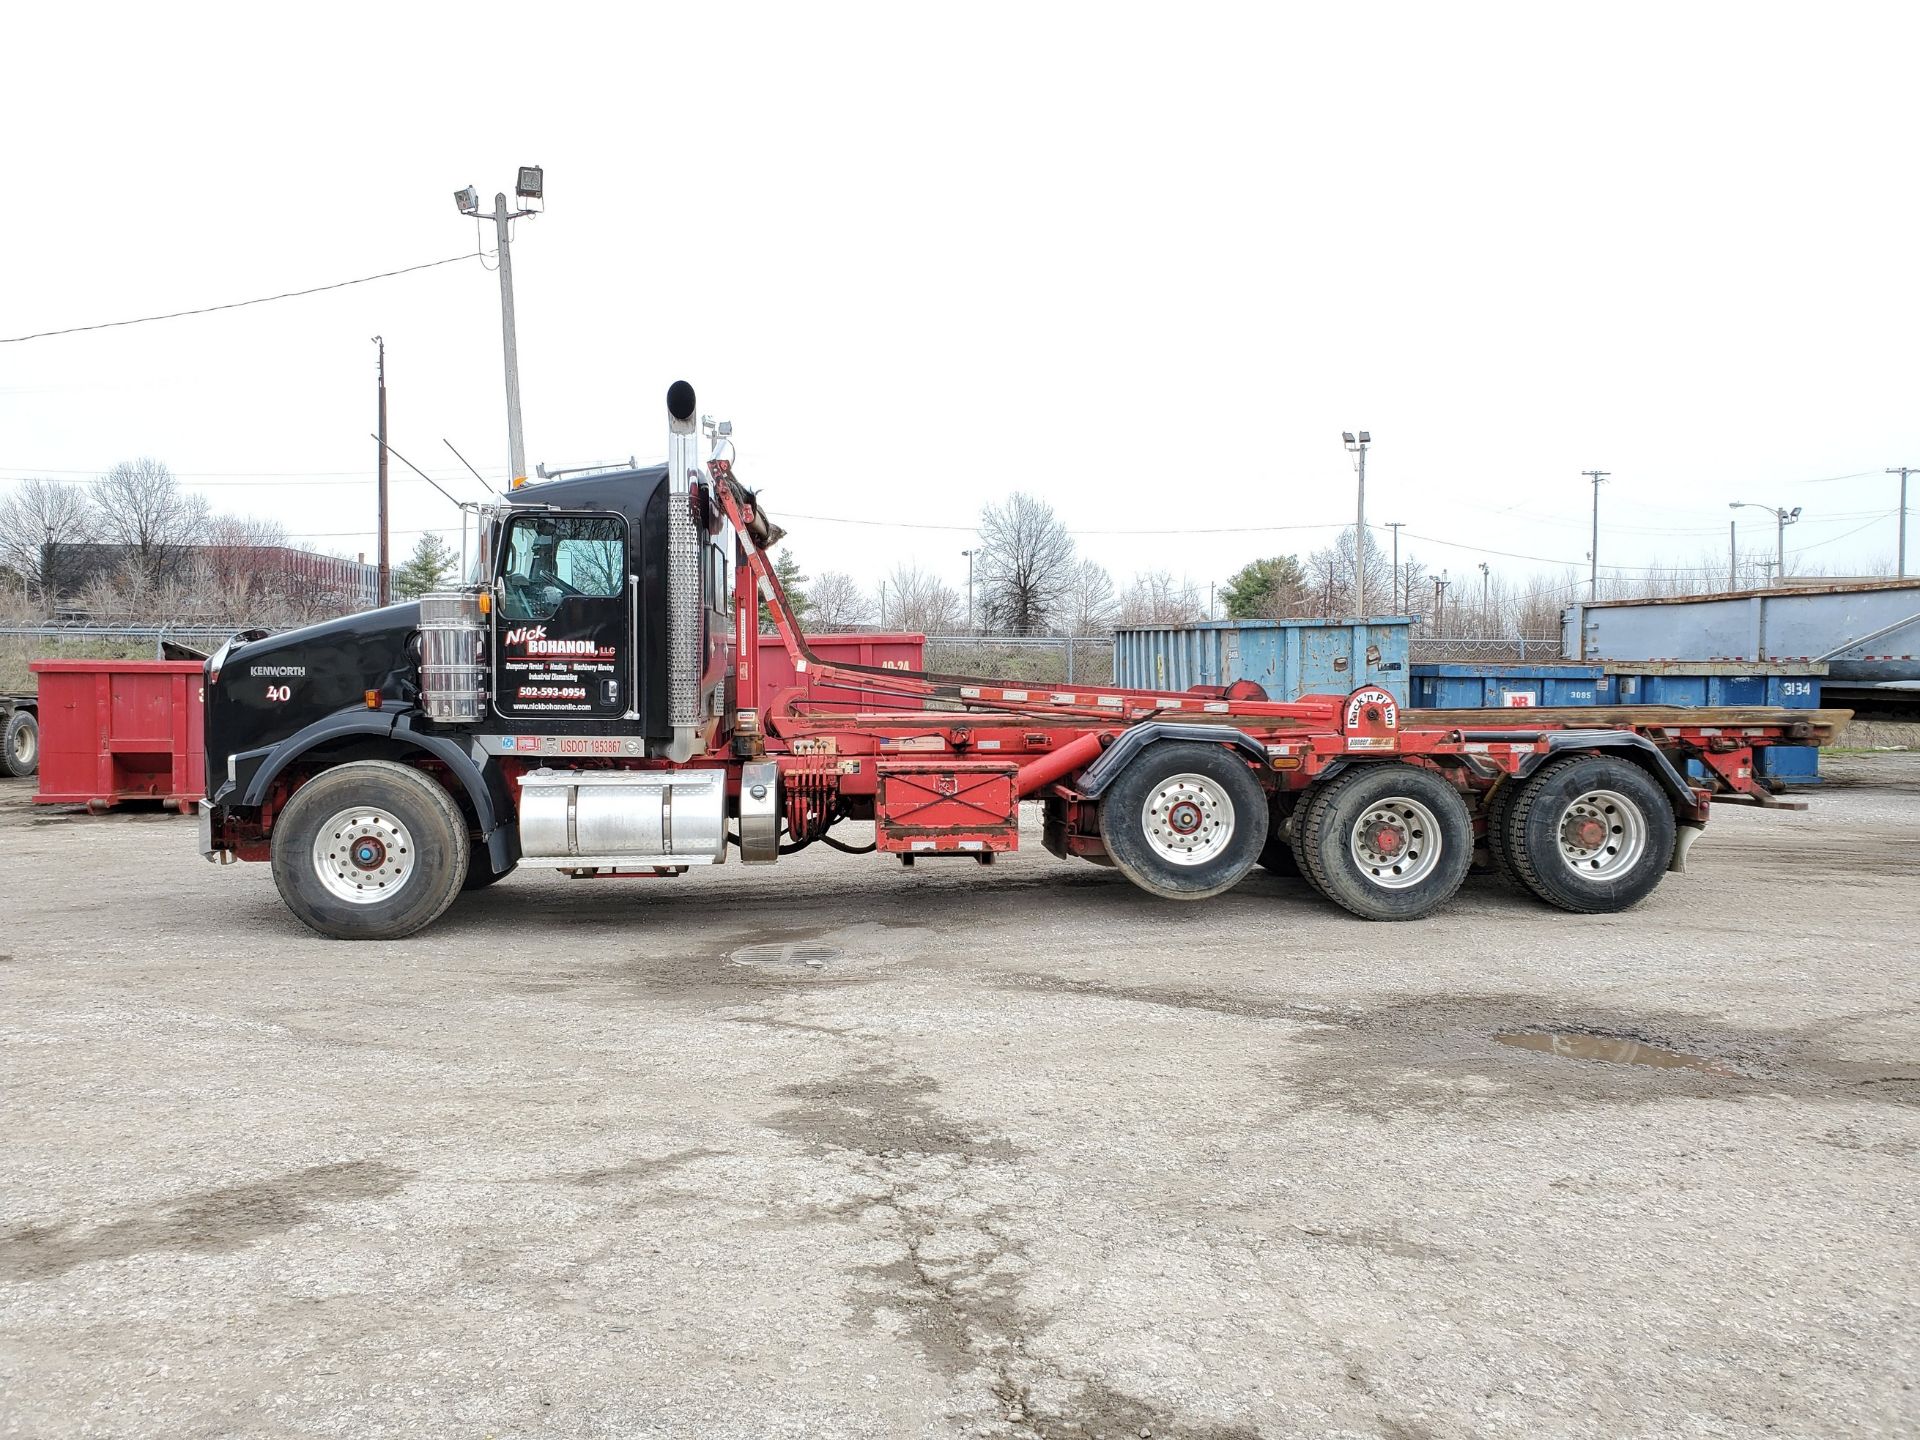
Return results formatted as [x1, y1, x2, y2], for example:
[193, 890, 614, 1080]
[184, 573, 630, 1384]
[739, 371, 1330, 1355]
[0, 623, 244, 693]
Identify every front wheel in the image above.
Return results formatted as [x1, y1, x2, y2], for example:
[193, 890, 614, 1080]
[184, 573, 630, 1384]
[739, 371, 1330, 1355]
[1100, 741, 1269, 899]
[1293, 764, 1474, 920]
[1500, 755, 1676, 914]
[270, 760, 469, 940]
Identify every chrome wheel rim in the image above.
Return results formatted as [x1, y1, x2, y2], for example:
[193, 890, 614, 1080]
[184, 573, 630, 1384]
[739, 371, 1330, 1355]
[1142, 773, 1236, 866]
[312, 806, 416, 904]
[1556, 788, 1646, 879]
[10, 723, 32, 767]
[1349, 797, 1442, 889]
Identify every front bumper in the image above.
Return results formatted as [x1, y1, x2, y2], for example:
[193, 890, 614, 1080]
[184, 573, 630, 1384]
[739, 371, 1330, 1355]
[198, 800, 233, 863]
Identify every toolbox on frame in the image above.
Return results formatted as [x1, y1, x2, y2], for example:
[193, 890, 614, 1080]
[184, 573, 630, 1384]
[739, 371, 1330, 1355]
[873, 759, 1020, 856]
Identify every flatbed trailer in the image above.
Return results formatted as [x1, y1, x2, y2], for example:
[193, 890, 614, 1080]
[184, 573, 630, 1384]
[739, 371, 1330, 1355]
[197, 382, 1848, 939]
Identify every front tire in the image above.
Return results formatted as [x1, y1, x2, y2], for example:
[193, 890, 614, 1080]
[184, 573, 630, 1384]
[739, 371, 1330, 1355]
[1501, 755, 1675, 914]
[1293, 763, 1474, 920]
[1100, 741, 1268, 899]
[270, 760, 469, 940]
[3, 710, 37, 778]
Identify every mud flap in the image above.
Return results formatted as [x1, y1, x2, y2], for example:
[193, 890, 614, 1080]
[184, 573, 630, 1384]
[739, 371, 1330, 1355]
[1670, 823, 1705, 874]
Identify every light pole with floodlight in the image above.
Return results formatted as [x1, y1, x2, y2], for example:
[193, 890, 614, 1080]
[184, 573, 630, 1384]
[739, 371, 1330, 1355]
[456, 166, 544, 486]
[1342, 430, 1371, 617]
[1729, 501, 1801, 585]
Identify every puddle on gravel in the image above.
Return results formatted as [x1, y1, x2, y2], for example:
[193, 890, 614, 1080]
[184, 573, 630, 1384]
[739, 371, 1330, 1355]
[730, 941, 843, 970]
[1498, 1030, 1738, 1077]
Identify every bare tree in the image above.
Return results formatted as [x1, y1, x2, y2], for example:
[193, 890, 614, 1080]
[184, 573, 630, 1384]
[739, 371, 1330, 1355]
[977, 493, 1076, 634]
[1061, 558, 1118, 635]
[0, 477, 96, 607]
[197, 514, 294, 617]
[809, 569, 873, 630]
[89, 458, 209, 586]
[1115, 571, 1204, 627]
[1305, 526, 1394, 618]
[883, 563, 966, 634]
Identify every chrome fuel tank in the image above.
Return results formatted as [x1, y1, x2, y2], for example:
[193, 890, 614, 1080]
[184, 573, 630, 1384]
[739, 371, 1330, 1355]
[518, 768, 728, 867]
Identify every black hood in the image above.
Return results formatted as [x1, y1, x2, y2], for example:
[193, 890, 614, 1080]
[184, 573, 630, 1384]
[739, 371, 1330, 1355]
[205, 602, 422, 793]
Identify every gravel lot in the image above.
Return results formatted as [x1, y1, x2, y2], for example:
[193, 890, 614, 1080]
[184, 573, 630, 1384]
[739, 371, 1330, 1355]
[2, 757, 1915, 1439]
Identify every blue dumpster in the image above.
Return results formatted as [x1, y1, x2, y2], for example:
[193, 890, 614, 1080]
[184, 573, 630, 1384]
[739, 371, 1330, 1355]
[1609, 667, 1823, 785]
[1113, 618, 1412, 704]
[1409, 663, 1611, 710]
[1407, 662, 1823, 785]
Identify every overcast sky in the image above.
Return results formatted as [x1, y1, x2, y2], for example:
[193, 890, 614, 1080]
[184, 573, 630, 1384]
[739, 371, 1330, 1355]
[6, 3, 1917, 611]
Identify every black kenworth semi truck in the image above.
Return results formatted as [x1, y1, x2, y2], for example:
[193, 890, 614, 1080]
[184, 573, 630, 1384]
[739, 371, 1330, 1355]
[199, 383, 1845, 941]
[202, 385, 740, 939]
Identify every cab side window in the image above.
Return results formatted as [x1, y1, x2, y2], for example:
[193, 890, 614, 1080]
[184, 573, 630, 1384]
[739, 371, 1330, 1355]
[499, 515, 625, 621]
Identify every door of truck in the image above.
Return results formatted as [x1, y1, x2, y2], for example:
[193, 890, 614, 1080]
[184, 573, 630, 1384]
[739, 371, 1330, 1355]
[492, 512, 632, 720]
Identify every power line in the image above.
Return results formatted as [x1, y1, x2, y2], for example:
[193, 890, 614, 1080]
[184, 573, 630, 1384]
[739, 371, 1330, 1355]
[780, 510, 1355, 537]
[0, 253, 485, 344]
[1787, 510, 1898, 555]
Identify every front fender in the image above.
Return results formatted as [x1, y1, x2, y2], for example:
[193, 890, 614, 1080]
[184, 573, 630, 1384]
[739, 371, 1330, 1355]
[228, 709, 519, 872]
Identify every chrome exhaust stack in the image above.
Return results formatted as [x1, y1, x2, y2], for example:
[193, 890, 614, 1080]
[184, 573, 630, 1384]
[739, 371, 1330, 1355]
[665, 380, 704, 762]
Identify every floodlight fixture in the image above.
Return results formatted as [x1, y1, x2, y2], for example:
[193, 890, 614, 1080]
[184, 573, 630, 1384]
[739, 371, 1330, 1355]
[1358, 430, 1371, 444]
[1342, 431, 1356, 445]
[516, 165, 544, 200]
[454, 185, 480, 215]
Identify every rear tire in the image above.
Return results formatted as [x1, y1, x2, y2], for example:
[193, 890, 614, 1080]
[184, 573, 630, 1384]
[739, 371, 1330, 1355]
[1101, 741, 1268, 899]
[270, 761, 468, 940]
[1257, 794, 1300, 876]
[3, 710, 37, 778]
[1294, 763, 1474, 921]
[1484, 780, 1521, 881]
[1502, 754, 1675, 914]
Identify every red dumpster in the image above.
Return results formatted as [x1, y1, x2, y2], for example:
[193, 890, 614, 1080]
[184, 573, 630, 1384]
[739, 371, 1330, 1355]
[30, 660, 206, 813]
[757, 632, 926, 713]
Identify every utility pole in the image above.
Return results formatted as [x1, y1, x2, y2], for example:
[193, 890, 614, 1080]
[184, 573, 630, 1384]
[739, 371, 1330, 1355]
[1889, 467, 1915, 578]
[961, 549, 974, 631]
[1730, 501, 1801, 585]
[373, 336, 390, 606]
[1384, 521, 1405, 613]
[1478, 561, 1491, 629]
[1582, 470, 1609, 600]
[1343, 431, 1371, 617]
[493, 192, 527, 485]
[455, 168, 544, 486]
[1431, 571, 1449, 636]
[1729, 519, 1737, 590]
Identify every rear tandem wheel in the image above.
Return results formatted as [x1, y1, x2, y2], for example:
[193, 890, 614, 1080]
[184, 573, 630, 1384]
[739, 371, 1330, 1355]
[1497, 754, 1676, 914]
[1292, 763, 1475, 921]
